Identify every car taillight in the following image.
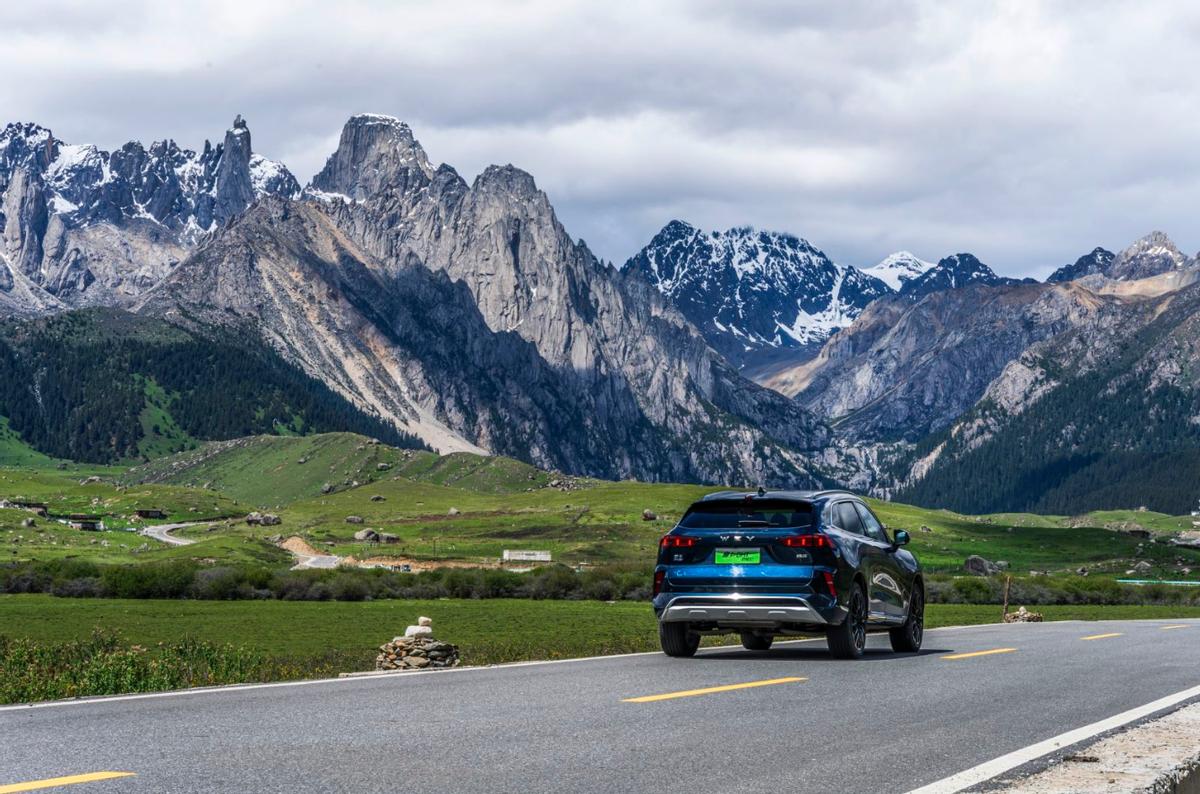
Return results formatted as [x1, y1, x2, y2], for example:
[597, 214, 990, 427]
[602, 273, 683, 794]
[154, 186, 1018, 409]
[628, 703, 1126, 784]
[653, 569, 665, 596]
[660, 535, 697, 549]
[822, 570, 837, 598]
[782, 534, 832, 549]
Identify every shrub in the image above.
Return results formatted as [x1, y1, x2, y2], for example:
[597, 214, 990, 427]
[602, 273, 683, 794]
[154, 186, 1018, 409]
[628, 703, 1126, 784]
[101, 562, 197, 599]
[51, 577, 106, 598]
[329, 576, 370, 602]
[951, 577, 997, 603]
[189, 567, 246, 600]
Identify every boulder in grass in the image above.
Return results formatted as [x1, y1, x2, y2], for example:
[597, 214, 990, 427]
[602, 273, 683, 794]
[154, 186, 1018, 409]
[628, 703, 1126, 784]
[964, 555, 1001, 576]
[642, 509, 658, 521]
[370, 495, 386, 502]
[379, 532, 399, 544]
[345, 515, 364, 525]
[447, 507, 460, 516]
[353, 529, 380, 542]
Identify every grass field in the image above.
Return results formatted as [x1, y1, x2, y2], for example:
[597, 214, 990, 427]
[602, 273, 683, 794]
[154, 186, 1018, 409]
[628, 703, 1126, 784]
[3, 432, 1200, 580]
[3, 595, 1199, 674]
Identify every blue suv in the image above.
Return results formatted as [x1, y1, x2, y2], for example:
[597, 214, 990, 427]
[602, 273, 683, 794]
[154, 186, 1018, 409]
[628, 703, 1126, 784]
[651, 490, 924, 659]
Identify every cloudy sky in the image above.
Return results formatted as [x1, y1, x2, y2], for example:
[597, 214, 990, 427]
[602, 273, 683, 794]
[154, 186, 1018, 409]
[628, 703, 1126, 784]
[4, 0, 1199, 277]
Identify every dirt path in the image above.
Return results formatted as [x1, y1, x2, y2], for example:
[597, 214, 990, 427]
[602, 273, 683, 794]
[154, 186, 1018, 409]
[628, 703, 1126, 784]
[139, 521, 212, 546]
[279, 536, 342, 569]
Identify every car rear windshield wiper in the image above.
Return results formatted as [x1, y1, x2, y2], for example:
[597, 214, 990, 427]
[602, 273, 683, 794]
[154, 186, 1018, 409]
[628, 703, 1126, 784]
[737, 519, 770, 527]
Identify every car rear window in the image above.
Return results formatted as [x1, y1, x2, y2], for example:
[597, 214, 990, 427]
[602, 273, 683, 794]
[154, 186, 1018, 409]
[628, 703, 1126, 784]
[679, 499, 814, 529]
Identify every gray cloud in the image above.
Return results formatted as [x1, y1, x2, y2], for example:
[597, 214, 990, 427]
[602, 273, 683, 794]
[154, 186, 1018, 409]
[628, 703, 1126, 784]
[4, 0, 1200, 276]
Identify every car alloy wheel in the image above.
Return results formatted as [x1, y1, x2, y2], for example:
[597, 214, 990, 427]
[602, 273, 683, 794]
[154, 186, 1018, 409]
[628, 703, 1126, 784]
[849, 587, 867, 653]
[908, 588, 924, 647]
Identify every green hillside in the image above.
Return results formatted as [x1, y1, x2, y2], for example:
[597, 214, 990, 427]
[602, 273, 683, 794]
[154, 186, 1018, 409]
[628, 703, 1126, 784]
[3, 431, 1199, 584]
[0, 308, 426, 465]
[0, 418, 57, 468]
[123, 434, 555, 507]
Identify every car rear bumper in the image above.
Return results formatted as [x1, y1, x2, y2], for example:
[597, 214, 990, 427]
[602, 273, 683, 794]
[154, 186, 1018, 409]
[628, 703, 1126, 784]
[655, 594, 841, 626]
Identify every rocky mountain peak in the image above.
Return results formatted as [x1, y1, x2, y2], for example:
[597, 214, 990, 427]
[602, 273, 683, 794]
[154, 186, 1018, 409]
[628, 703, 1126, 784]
[309, 114, 434, 201]
[474, 163, 541, 195]
[899, 252, 1016, 299]
[1046, 247, 1116, 283]
[1108, 231, 1192, 281]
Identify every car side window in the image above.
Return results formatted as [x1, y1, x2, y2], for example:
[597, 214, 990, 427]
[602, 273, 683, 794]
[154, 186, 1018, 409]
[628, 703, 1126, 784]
[834, 502, 864, 535]
[854, 503, 888, 544]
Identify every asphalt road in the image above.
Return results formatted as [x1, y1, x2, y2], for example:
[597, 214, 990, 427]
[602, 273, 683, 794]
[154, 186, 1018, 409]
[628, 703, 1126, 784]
[2, 618, 1199, 793]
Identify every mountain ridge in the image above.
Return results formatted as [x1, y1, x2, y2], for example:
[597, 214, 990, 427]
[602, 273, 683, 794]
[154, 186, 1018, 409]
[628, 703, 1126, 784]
[132, 115, 839, 488]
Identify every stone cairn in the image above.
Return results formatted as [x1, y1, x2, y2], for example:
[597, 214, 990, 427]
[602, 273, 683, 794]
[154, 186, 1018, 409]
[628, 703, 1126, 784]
[376, 617, 461, 671]
[1003, 606, 1044, 623]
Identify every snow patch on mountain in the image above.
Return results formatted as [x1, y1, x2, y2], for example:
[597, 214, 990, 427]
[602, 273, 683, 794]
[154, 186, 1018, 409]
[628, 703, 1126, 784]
[862, 251, 935, 291]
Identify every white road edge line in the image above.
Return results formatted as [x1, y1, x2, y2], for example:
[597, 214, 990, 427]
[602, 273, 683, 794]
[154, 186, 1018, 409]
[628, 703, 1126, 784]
[906, 682, 1200, 794]
[0, 622, 1001, 712]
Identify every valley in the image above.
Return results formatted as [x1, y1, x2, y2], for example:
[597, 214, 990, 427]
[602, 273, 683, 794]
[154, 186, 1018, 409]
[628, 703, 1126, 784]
[5, 113, 1200, 516]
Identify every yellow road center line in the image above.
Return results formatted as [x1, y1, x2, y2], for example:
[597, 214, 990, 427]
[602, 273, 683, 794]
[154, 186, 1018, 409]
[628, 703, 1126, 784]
[0, 772, 136, 793]
[1081, 632, 1123, 641]
[941, 648, 1017, 660]
[623, 676, 806, 703]
[1161, 625, 1191, 630]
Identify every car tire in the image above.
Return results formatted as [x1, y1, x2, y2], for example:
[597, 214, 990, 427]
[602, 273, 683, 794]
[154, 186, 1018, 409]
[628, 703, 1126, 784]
[740, 632, 773, 651]
[889, 585, 924, 653]
[826, 582, 868, 659]
[659, 621, 700, 657]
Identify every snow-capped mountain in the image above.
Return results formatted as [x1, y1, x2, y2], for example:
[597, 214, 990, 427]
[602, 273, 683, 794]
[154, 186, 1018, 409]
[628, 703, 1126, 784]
[1107, 231, 1194, 281]
[862, 251, 935, 291]
[623, 221, 891, 369]
[0, 116, 300, 308]
[898, 252, 1022, 299]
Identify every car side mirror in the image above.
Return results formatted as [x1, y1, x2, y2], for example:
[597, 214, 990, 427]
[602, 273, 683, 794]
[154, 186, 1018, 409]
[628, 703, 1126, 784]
[892, 529, 910, 549]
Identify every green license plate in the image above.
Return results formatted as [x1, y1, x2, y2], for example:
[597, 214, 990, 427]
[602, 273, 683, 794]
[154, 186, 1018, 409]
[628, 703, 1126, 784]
[715, 549, 760, 565]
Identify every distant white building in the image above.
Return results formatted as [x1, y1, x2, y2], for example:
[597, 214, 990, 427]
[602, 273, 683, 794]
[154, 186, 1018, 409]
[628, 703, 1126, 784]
[502, 550, 552, 562]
